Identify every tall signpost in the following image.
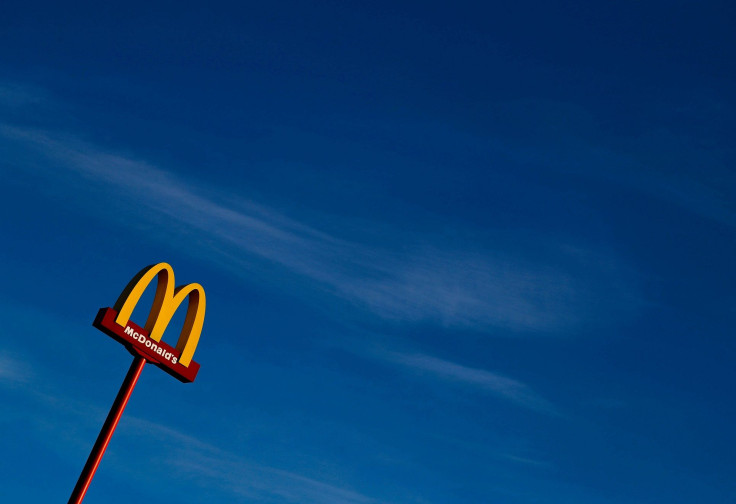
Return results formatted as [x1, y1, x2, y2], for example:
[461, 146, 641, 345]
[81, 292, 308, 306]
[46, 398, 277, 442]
[68, 263, 205, 504]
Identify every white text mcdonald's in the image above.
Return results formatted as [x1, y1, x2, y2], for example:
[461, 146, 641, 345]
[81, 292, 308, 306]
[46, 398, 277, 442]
[93, 262, 204, 383]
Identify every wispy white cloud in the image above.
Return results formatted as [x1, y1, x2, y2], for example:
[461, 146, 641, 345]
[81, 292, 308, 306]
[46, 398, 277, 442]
[2, 362, 388, 504]
[0, 122, 636, 332]
[501, 453, 551, 468]
[384, 352, 559, 415]
[121, 416, 382, 504]
[168, 452, 378, 504]
[0, 353, 33, 384]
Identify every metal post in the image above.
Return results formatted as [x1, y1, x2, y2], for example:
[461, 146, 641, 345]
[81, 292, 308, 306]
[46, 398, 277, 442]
[68, 355, 147, 504]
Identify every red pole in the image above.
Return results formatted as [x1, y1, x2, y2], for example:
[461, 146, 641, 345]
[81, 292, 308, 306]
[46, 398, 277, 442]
[68, 355, 147, 504]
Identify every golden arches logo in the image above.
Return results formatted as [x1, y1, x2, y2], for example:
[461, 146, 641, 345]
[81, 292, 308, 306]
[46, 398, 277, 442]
[112, 262, 205, 367]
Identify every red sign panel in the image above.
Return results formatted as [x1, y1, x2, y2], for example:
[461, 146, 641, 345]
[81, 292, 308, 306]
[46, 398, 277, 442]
[93, 307, 200, 383]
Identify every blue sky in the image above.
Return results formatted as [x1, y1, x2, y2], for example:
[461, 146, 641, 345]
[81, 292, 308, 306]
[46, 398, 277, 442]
[1, 1, 735, 503]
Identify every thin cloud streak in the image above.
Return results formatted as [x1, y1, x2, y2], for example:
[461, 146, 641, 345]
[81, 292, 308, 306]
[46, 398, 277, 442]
[1, 123, 633, 332]
[386, 352, 559, 415]
[169, 453, 378, 504]
[124, 416, 382, 504]
[0, 353, 33, 385]
[1, 359, 387, 504]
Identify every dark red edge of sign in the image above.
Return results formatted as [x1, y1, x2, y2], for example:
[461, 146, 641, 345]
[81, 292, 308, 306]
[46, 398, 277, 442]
[93, 307, 199, 383]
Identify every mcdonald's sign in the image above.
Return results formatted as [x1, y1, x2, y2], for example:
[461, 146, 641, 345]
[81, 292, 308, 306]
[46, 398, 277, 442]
[69, 263, 207, 504]
[93, 262, 205, 383]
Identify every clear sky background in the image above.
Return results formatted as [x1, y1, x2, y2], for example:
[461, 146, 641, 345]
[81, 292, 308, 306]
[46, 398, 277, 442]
[1, 2, 734, 503]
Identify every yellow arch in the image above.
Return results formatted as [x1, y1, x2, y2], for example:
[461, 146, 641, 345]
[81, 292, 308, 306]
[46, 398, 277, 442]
[113, 263, 205, 367]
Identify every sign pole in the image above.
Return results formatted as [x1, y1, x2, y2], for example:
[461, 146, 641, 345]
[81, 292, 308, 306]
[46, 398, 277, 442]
[68, 355, 147, 504]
